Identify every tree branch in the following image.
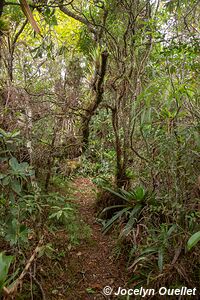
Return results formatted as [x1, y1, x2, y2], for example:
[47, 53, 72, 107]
[58, 2, 97, 35]
[3, 238, 43, 298]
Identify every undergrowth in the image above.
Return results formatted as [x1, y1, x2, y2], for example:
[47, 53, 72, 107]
[98, 184, 200, 298]
[0, 129, 91, 299]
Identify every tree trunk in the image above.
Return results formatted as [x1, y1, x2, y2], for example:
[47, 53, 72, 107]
[111, 107, 130, 189]
[82, 50, 108, 152]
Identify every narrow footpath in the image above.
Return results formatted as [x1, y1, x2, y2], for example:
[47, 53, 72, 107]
[41, 178, 127, 300]
[66, 178, 127, 299]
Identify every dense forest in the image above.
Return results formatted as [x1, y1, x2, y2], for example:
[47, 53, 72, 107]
[0, 0, 199, 299]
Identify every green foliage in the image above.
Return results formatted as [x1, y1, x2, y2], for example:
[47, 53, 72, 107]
[101, 186, 149, 234]
[38, 243, 55, 259]
[43, 7, 58, 26]
[0, 252, 13, 291]
[105, 186, 148, 203]
[0, 156, 33, 197]
[5, 218, 29, 246]
[134, 224, 177, 273]
[0, 129, 34, 249]
[45, 191, 91, 245]
[49, 205, 74, 224]
[0, 129, 91, 296]
[1, 0, 200, 296]
[78, 26, 95, 54]
[101, 181, 199, 287]
[0, 129, 21, 153]
[0, 17, 9, 34]
[187, 231, 200, 251]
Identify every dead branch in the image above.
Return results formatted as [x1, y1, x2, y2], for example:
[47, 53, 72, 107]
[29, 273, 46, 300]
[3, 237, 43, 299]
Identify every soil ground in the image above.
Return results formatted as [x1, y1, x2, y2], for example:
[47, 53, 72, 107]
[39, 178, 128, 300]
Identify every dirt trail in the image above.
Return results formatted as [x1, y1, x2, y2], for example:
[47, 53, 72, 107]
[66, 178, 127, 299]
[41, 177, 127, 300]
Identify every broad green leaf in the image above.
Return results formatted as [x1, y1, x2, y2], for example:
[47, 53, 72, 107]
[2, 176, 10, 186]
[9, 157, 19, 172]
[103, 187, 129, 201]
[10, 130, 20, 138]
[103, 207, 130, 233]
[9, 191, 15, 204]
[0, 252, 13, 290]
[134, 186, 146, 201]
[187, 231, 200, 251]
[123, 204, 143, 235]
[99, 204, 125, 216]
[5, 219, 19, 246]
[5, 219, 28, 246]
[5, 267, 19, 289]
[49, 212, 59, 219]
[167, 224, 176, 237]
[0, 128, 7, 137]
[0, 173, 7, 180]
[11, 179, 22, 195]
[141, 247, 158, 255]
